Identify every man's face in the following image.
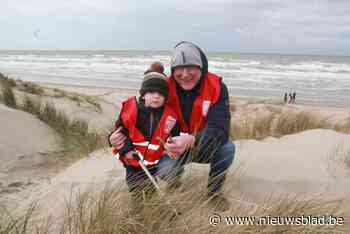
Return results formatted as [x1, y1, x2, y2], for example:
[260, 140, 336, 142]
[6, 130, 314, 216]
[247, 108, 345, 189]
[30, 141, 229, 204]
[173, 66, 201, 91]
[143, 91, 165, 108]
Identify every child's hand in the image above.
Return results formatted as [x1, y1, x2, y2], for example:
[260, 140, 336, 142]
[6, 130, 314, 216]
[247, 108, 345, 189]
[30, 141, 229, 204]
[164, 135, 195, 158]
[110, 127, 126, 150]
[158, 137, 177, 159]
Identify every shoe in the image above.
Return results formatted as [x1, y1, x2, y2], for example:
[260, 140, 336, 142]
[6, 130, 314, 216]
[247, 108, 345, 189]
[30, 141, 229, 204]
[207, 192, 230, 212]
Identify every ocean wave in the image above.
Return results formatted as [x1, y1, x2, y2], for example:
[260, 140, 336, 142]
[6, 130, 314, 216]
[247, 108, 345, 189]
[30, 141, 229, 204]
[1, 52, 350, 106]
[210, 60, 350, 74]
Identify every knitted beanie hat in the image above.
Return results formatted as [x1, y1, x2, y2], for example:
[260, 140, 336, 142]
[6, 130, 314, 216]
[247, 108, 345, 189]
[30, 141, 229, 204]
[140, 72, 168, 99]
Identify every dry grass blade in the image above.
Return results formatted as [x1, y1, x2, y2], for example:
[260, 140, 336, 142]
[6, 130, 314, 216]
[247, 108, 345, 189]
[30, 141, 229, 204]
[0, 76, 17, 108]
[231, 113, 275, 140]
[274, 111, 331, 136]
[231, 110, 334, 140]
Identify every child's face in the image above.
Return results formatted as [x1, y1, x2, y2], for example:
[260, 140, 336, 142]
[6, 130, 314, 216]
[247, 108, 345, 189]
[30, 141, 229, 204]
[143, 92, 165, 108]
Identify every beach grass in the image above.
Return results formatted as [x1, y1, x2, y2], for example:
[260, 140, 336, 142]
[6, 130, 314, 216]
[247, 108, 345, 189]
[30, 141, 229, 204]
[231, 113, 275, 140]
[0, 73, 106, 161]
[0, 73, 17, 88]
[48, 88, 102, 112]
[19, 81, 45, 95]
[0, 73, 102, 112]
[0, 178, 348, 234]
[21, 95, 42, 116]
[328, 144, 350, 175]
[0, 73, 18, 108]
[334, 118, 350, 134]
[274, 111, 332, 137]
[231, 111, 333, 140]
[0, 82, 17, 109]
[20, 95, 105, 158]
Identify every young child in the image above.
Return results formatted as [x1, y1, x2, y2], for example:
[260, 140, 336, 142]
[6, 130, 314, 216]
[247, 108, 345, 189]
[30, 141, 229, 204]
[111, 66, 180, 209]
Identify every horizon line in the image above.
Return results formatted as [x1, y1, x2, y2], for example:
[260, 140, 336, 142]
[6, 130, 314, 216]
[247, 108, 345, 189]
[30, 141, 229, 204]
[0, 49, 349, 57]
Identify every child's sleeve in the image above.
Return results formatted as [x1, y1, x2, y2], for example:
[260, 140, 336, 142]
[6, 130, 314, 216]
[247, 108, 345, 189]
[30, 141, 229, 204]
[108, 114, 135, 156]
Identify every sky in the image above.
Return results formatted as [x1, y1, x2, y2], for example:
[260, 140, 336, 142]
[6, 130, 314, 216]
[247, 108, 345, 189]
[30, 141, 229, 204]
[1, 0, 350, 55]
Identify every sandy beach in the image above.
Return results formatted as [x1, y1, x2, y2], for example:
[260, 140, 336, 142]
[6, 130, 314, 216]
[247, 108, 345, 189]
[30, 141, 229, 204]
[1, 78, 350, 232]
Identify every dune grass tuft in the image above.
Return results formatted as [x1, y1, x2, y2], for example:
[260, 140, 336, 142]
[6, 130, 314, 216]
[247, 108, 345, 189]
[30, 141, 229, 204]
[0, 72, 105, 158]
[0, 74, 17, 108]
[19, 96, 105, 158]
[334, 118, 350, 134]
[0, 73, 17, 88]
[231, 111, 333, 140]
[231, 113, 275, 140]
[0, 84, 17, 108]
[1, 179, 348, 234]
[274, 111, 332, 137]
[20, 81, 45, 95]
[21, 95, 42, 116]
[328, 144, 350, 176]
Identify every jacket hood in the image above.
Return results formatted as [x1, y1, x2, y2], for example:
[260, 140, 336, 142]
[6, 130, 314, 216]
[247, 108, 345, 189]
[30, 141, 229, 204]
[171, 41, 208, 78]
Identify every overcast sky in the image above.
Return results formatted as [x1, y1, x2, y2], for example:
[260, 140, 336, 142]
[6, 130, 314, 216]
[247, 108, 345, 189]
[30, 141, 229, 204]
[1, 0, 350, 55]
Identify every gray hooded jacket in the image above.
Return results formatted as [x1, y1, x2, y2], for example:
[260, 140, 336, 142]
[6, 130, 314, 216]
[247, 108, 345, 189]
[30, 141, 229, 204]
[170, 41, 231, 161]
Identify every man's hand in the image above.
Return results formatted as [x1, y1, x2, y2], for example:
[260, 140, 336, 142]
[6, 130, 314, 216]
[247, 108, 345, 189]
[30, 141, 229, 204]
[124, 151, 136, 162]
[164, 135, 195, 159]
[109, 127, 127, 150]
[123, 151, 139, 167]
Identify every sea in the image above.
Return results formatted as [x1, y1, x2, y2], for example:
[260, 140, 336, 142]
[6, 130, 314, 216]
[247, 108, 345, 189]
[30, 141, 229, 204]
[0, 50, 349, 107]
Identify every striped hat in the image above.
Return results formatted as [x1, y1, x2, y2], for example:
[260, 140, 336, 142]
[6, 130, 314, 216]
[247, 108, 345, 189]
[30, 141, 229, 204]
[140, 72, 168, 99]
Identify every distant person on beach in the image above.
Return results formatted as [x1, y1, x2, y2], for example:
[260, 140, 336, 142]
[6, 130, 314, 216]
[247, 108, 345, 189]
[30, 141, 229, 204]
[109, 66, 180, 211]
[289, 93, 293, 103]
[109, 41, 235, 211]
[292, 92, 296, 104]
[284, 93, 288, 104]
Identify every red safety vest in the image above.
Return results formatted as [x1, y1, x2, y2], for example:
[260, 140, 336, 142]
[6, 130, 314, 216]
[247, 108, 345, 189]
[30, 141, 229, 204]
[112, 97, 177, 168]
[167, 72, 221, 134]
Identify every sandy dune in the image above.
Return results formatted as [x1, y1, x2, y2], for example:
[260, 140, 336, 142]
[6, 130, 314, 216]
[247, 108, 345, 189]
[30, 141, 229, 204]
[0, 84, 120, 211]
[0, 104, 59, 183]
[8, 129, 350, 220]
[12, 149, 125, 218]
[235, 129, 350, 200]
[1, 83, 350, 227]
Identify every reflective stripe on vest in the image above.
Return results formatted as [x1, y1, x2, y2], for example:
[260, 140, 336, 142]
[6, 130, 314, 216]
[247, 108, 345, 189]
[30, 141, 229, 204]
[133, 141, 149, 146]
[148, 144, 160, 150]
[143, 159, 159, 165]
[114, 151, 159, 166]
[132, 142, 160, 151]
[135, 151, 159, 165]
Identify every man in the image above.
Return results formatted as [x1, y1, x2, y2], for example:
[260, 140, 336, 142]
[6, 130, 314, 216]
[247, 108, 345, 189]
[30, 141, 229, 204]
[110, 42, 235, 211]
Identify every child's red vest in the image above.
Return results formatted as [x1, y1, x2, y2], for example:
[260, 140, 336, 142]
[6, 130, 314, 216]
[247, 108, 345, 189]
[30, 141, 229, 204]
[112, 97, 177, 168]
[167, 72, 221, 134]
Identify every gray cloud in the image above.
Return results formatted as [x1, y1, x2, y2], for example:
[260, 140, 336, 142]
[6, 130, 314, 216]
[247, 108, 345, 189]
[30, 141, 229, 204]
[0, 0, 349, 55]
